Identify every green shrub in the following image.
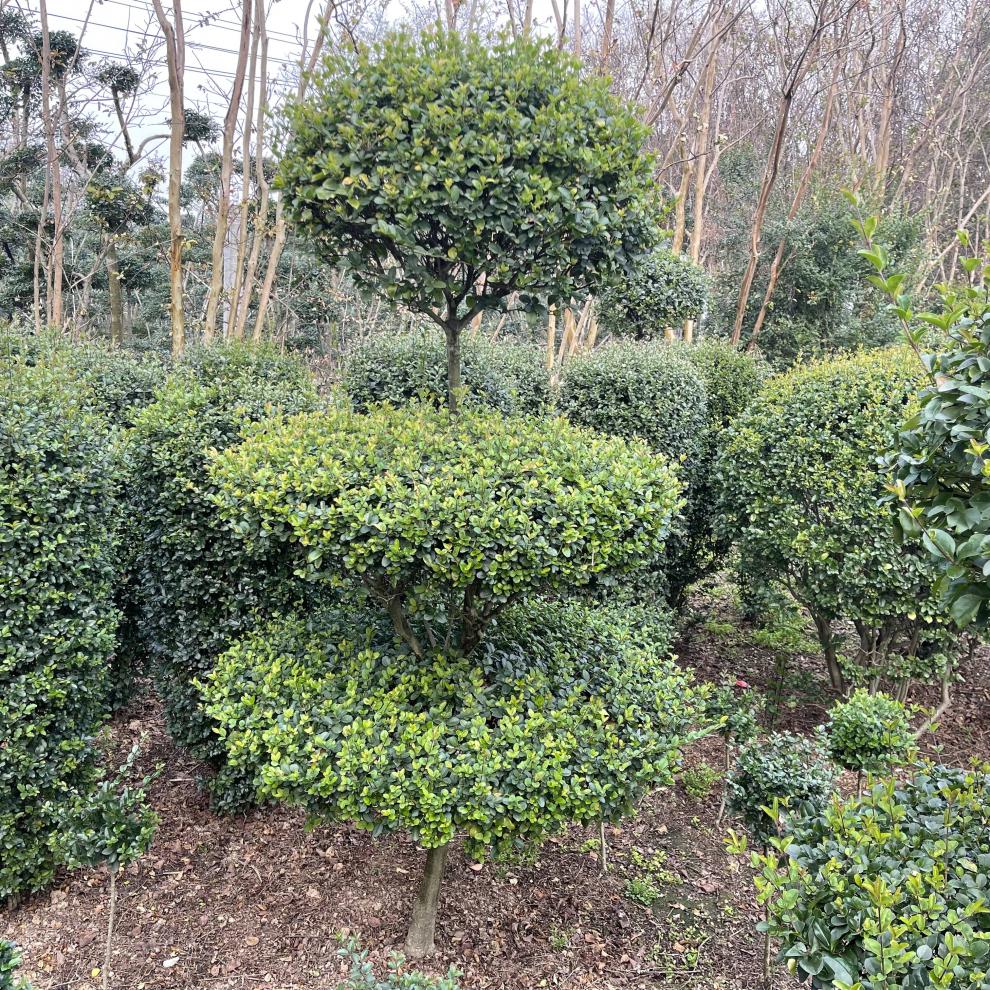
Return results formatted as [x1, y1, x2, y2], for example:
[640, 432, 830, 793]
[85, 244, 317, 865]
[343, 331, 551, 415]
[705, 679, 761, 748]
[124, 344, 320, 806]
[1, 363, 118, 898]
[0, 941, 30, 990]
[598, 250, 708, 340]
[726, 732, 835, 848]
[558, 341, 708, 601]
[717, 349, 957, 693]
[206, 601, 703, 856]
[825, 689, 914, 776]
[337, 937, 462, 990]
[678, 340, 768, 430]
[754, 764, 990, 990]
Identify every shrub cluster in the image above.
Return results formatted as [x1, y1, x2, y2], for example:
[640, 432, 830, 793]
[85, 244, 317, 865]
[343, 331, 551, 415]
[756, 764, 990, 989]
[123, 344, 320, 806]
[717, 349, 957, 693]
[0, 363, 118, 898]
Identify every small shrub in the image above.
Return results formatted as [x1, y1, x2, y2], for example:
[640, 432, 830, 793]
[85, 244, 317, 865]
[598, 250, 709, 340]
[123, 344, 320, 806]
[825, 689, 914, 777]
[0, 941, 30, 990]
[1, 363, 118, 899]
[337, 937, 461, 990]
[682, 763, 722, 799]
[726, 733, 835, 848]
[625, 875, 663, 907]
[343, 331, 551, 415]
[753, 764, 990, 989]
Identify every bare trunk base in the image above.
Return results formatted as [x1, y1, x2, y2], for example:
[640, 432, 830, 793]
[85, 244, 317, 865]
[405, 843, 449, 959]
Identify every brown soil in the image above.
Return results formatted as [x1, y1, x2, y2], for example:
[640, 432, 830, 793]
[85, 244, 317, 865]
[4, 587, 988, 990]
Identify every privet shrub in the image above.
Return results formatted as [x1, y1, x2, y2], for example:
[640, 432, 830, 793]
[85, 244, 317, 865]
[124, 344, 320, 806]
[1, 364, 118, 898]
[825, 689, 914, 777]
[343, 332, 552, 415]
[718, 349, 957, 694]
[558, 341, 708, 601]
[755, 764, 990, 989]
[206, 402, 686, 955]
[726, 732, 835, 848]
[598, 250, 709, 340]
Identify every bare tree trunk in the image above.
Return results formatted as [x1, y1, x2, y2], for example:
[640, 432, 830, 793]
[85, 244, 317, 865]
[405, 844, 449, 959]
[444, 319, 464, 414]
[152, 0, 186, 357]
[107, 241, 125, 345]
[204, 0, 251, 342]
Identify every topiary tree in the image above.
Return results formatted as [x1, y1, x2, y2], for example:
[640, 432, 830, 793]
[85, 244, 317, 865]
[343, 330, 552, 416]
[0, 362, 118, 899]
[751, 763, 990, 990]
[717, 349, 958, 695]
[206, 402, 689, 955]
[205, 600, 704, 957]
[598, 249, 708, 340]
[57, 745, 159, 990]
[122, 344, 320, 807]
[278, 29, 662, 412]
[557, 340, 709, 601]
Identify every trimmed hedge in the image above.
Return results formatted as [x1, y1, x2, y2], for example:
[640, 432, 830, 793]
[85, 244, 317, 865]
[717, 349, 956, 692]
[343, 331, 552, 415]
[1, 363, 118, 898]
[204, 599, 705, 858]
[124, 344, 320, 806]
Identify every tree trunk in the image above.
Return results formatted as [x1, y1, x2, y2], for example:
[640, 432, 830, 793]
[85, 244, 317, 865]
[405, 843, 449, 959]
[107, 241, 124, 345]
[812, 613, 844, 694]
[444, 322, 463, 414]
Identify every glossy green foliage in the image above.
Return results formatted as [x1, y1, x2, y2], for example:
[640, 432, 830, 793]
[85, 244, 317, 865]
[0, 941, 30, 990]
[718, 349, 955, 685]
[0, 363, 118, 898]
[278, 30, 661, 324]
[208, 403, 682, 652]
[337, 938, 461, 990]
[678, 340, 769, 430]
[57, 746, 158, 874]
[825, 690, 914, 775]
[204, 600, 705, 858]
[726, 733, 835, 848]
[123, 344, 320, 805]
[558, 341, 708, 601]
[599, 250, 709, 339]
[705, 680, 761, 746]
[754, 764, 990, 990]
[343, 331, 551, 415]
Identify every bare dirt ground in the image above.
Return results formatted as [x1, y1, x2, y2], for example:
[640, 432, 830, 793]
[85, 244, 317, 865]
[5, 585, 988, 990]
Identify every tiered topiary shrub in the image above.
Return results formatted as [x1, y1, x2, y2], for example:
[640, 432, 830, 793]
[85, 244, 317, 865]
[557, 341, 709, 602]
[204, 402, 703, 956]
[343, 331, 552, 415]
[753, 764, 990, 989]
[123, 344, 320, 807]
[717, 348, 958, 695]
[0, 362, 119, 899]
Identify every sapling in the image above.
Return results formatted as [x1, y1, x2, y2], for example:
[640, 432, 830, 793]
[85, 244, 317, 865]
[57, 745, 159, 990]
[705, 678, 761, 826]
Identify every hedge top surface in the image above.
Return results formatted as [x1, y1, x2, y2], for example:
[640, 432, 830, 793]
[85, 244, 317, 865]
[277, 29, 661, 320]
[208, 403, 682, 610]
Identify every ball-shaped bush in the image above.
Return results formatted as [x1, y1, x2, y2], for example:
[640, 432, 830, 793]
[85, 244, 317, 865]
[204, 600, 706, 857]
[757, 764, 990, 989]
[598, 250, 709, 340]
[123, 344, 320, 805]
[0, 363, 118, 898]
[343, 332, 551, 415]
[726, 732, 835, 847]
[825, 689, 914, 775]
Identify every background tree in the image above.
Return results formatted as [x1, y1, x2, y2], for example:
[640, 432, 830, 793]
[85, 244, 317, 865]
[278, 29, 662, 411]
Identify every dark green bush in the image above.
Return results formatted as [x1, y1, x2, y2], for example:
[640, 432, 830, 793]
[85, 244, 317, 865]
[343, 331, 552, 415]
[124, 344, 320, 806]
[825, 689, 914, 776]
[598, 250, 709, 340]
[558, 341, 709, 601]
[205, 599, 705, 857]
[0, 363, 118, 898]
[754, 764, 990, 989]
[726, 732, 835, 848]
[1, 941, 30, 990]
[678, 340, 768, 429]
[717, 349, 957, 693]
